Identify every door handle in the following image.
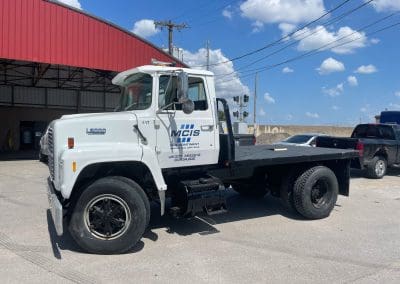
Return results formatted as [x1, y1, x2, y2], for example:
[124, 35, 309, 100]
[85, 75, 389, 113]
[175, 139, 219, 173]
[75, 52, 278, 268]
[201, 125, 214, 131]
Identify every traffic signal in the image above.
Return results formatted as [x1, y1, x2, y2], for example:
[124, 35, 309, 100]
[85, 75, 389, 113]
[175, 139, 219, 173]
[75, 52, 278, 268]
[243, 111, 249, 118]
[233, 96, 240, 103]
[233, 111, 239, 117]
[243, 95, 249, 103]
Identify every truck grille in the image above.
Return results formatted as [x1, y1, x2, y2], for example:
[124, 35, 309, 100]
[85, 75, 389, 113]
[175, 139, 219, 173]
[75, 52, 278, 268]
[47, 127, 55, 180]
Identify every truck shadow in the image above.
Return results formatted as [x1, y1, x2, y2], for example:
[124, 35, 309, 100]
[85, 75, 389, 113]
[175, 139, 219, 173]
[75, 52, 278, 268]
[350, 168, 400, 179]
[148, 190, 306, 237]
[46, 210, 146, 257]
[47, 189, 342, 256]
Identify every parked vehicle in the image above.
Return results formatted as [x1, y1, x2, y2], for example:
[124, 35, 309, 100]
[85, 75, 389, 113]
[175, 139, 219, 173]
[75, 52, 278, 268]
[317, 123, 400, 178]
[380, 111, 400, 124]
[39, 126, 50, 163]
[274, 133, 327, 147]
[46, 65, 357, 254]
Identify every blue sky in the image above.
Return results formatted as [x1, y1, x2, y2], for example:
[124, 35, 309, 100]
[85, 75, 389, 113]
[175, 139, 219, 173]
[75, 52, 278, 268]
[60, 0, 400, 126]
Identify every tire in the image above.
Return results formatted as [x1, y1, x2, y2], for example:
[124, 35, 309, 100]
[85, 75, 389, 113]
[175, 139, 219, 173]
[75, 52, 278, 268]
[366, 156, 387, 179]
[232, 182, 268, 198]
[69, 177, 149, 254]
[109, 176, 151, 227]
[39, 152, 48, 163]
[280, 173, 297, 213]
[293, 166, 338, 220]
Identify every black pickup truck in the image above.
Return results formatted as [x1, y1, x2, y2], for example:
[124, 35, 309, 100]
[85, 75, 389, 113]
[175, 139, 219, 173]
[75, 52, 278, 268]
[317, 123, 400, 178]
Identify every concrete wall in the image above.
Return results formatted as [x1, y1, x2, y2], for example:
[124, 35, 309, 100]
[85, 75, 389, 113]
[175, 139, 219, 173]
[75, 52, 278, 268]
[249, 124, 354, 145]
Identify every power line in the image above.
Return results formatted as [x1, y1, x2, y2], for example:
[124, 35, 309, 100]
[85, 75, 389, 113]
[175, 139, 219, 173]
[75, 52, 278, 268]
[217, 0, 375, 78]
[192, 0, 354, 68]
[220, 15, 400, 83]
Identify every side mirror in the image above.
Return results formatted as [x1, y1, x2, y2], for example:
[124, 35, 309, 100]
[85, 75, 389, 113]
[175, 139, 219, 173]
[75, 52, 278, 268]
[181, 98, 194, 114]
[177, 71, 194, 114]
[177, 71, 189, 102]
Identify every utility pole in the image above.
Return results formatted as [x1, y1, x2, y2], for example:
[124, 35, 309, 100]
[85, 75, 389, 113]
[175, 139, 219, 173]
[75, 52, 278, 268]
[154, 20, 188, 55]
[206, 40, 210, 70]
[253, 72, 258, 125]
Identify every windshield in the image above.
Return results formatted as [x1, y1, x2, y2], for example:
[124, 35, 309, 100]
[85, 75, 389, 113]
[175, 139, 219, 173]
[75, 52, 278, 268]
[284, 135, 313, 143]
[117, 73, 153, 111]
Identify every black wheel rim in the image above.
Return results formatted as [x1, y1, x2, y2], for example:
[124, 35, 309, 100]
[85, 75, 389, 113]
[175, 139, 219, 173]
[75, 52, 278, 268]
[84, 194, 131, 240]
[310, 179, 331, 209]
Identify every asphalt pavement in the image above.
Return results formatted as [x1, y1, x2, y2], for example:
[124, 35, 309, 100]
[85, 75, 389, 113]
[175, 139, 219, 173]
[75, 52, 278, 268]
[0, 160, 399, 283]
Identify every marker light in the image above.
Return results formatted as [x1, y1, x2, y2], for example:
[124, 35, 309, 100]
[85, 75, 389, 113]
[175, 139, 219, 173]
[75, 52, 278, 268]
[68, 137, 74, 149]
[72, 161, 77, 172]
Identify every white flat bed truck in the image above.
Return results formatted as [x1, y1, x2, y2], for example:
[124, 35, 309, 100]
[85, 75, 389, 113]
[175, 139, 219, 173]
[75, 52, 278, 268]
[46, 65, 357, 254]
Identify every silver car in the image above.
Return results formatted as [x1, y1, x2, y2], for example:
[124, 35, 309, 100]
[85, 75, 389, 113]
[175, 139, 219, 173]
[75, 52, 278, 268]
[275, 133, 327, 147]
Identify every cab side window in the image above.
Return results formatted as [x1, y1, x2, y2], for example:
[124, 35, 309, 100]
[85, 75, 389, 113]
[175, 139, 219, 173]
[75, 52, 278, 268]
[158, 75, 208, 111]
[188, 77, 208, 111]
[158, 75, 178, 109]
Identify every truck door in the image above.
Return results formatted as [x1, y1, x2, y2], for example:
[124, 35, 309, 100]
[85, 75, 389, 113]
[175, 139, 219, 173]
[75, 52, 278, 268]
[155, 74, 218, 168]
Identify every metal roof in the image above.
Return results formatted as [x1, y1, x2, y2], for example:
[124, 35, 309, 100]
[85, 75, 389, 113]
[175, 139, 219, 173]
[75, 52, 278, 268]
[0, 0, 186, 72]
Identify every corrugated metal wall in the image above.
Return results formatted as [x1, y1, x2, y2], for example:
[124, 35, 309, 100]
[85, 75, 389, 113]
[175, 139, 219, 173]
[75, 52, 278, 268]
[0, 0, 183, 72]
[0, 85, 120, 110]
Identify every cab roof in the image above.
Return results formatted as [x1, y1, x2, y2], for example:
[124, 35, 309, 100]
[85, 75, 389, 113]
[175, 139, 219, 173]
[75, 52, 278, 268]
[112, 65, 214, 86]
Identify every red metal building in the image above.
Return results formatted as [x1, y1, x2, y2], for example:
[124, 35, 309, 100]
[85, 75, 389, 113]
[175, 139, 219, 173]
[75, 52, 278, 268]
[0, 0, 184, 152]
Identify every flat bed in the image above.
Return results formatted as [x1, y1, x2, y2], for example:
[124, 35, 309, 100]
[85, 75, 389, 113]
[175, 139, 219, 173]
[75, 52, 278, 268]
[234, 145, 358, 166]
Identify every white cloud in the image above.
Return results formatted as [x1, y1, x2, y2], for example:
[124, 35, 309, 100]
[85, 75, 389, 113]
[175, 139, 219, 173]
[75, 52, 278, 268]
[368, 0, 400, 12]
[371, 38, 380, 44]
[332, 105, 339, 111]
[182, 48, 250, 100]
[347, 76, 358, 87]
[360, 107, 367, 112]
[259, 108, 266, 116]
[306, 112, 320, 118]
[355, 64, 378, 74]
[251, 21, 264, 33]
[395, 91, 400, 97]
[132, 19, 159, 38]
[240, 0, 326, 25]
[282, 67, 294, 73]
[57, 0, 82, 9]
[264, 92, 276, 104]
[286, 114, 293, 121]
[279, 23, 296, 36]
[317, 58, 345, 75]
[296, 26, 368, 54]
[222, 6, 233, 19]
[323, 83, 344, 97]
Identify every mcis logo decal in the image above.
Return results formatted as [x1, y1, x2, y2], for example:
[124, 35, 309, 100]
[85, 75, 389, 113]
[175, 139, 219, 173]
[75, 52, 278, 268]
[171, 124, 200, 143]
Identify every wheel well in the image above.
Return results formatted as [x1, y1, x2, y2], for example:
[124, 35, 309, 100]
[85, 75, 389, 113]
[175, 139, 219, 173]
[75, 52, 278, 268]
[69, 161, 158, 208]
[374, 150, 388, 161]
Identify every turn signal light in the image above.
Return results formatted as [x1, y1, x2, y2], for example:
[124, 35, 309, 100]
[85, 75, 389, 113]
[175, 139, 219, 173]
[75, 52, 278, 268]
[68, 137, 74, 149]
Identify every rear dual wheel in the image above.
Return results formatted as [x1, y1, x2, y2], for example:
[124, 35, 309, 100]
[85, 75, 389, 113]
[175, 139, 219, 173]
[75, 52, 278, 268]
[292, 166, 338, 219]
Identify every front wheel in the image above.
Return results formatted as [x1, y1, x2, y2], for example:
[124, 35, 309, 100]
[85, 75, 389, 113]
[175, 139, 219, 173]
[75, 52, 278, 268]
[366, 156, 387, 179]
[69, 177, 149, 254]
[293, 166, 338, 220]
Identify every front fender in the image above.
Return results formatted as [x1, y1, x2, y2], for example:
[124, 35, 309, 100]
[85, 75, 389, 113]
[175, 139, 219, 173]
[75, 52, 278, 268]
[59, 143, 167, 200]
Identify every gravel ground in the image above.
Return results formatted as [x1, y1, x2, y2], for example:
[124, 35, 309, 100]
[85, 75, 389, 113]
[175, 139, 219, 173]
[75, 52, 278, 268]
[0, 160, 399, 283]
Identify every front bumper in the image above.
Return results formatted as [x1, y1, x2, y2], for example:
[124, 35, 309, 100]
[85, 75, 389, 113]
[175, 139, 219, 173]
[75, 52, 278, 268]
[47, 177, 64, 236]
